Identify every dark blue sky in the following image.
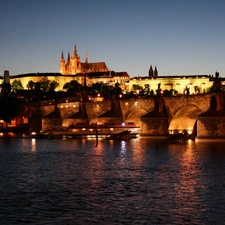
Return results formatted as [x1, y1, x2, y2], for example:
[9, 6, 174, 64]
[1, 0, 225, 77]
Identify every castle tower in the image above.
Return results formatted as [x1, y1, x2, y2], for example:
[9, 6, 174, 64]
[3, 70, 10, 84]
[2, 70, 11, 95]
[85, 51, 88, 63]
[149, 65, 153, 77]
[59, 51, 66, 74]
[154, 66, 158, 77]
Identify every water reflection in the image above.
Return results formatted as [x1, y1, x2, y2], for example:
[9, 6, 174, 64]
[172, 141, 204, 221]
[120, 141, 127, 164]
[132, 138, 146, 166]
[31, 138, 36, 152]
[1, 139, 225, 224]
[93, 139, 104, 154]
[81, 141, 105, 189]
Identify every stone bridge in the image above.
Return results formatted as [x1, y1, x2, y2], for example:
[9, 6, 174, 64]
[30, 93, 225, 136]
[121, 93, 223, 135]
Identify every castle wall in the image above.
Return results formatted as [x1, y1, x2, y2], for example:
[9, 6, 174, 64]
[10, 75, 81, 91]
[128, 76, 213, 95]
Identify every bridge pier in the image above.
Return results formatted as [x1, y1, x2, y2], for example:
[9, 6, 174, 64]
[140, 96, 169, 136]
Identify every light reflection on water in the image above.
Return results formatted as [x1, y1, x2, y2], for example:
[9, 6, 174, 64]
[0, 138, 225, 224]
[31, 138, 36, 152]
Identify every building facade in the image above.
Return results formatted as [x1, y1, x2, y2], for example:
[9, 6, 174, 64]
[126, 65, 214, 95]
[59, 44, 108, 75]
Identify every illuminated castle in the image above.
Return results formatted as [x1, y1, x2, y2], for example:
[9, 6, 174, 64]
[59, 44, 109, 75]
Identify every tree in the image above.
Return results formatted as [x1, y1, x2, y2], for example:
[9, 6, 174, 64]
[34, 82, 41, 91]
[27, 80, 35, 90]
[32, 82, 43, 101]
[89, 82, 104, 95]
[0, 95, 19, 124]
[12, 79, 23, 90]
[131, 84, 143, 95]
[143, 84, 150, 95]
[163, 89, 177, 97]
[63, 80, 83, 94]
[39, 77, 51, 92]
[114, 82, 122, 96]
[49, 80, 59, 92]
[0, 83, 19, 125]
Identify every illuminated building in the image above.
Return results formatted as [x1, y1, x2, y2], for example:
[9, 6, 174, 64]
[59, 44, 108, 74]
[126, 73, 214, 95]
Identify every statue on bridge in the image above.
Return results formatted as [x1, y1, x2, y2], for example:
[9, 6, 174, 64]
[157, 83, 161, 90]
[213, 71, 221, 92]
[157, 83, 161, 96]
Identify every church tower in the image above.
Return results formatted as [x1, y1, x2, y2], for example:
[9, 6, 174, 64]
[66, 52, 71, 74]
[149, 65, 153, 77]
[70, 44, 82, 74]
[154, 66, 158, 77]
[59, 51, 66, 74]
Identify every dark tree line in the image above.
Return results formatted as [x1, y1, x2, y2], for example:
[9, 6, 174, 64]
[0, 83, 19, 125]
[62, 80, 122, 100]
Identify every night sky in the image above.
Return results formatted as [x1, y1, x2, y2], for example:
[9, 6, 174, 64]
[1, 0, 225, 77]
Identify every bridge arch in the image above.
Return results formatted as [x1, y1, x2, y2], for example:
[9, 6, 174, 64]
[63, 110, 75, 119]
[125, 108, 148, 126]
[168, 103, 202, 134]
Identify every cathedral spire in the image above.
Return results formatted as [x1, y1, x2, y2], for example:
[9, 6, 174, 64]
[59, 51, 66, 74]
[154, 66, 158, 77]
[73, 44, 78, 58]
[149, 65, 153, 77]
[67, 52, 70, 64]
[61, 50, 64, 60]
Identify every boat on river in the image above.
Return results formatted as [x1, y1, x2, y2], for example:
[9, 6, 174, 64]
[31, 124, 140, 139]
[167, 132, 189, 143]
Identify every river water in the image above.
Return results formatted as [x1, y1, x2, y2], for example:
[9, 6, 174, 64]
[0, 137, 225, 225]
